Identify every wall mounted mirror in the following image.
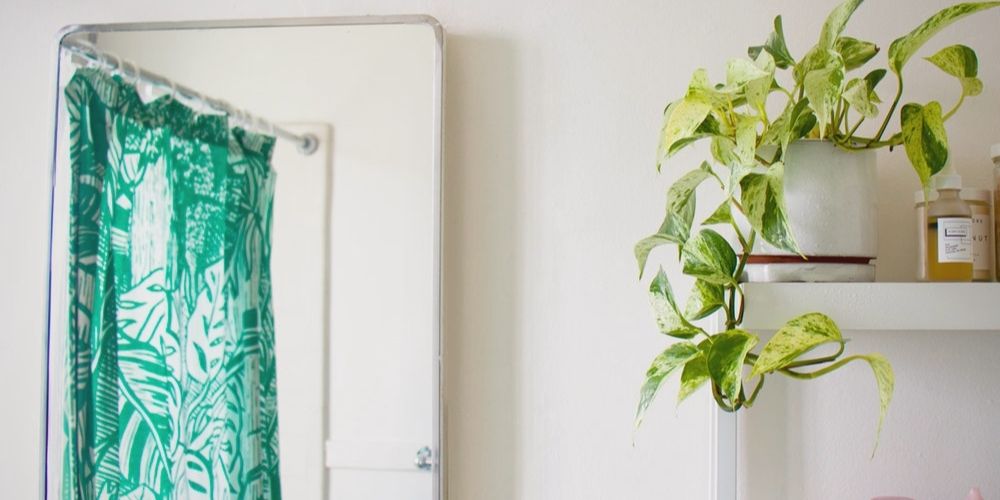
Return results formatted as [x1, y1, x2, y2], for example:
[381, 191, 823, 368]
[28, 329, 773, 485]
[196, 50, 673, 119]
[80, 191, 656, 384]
[45, 16, 443, 500]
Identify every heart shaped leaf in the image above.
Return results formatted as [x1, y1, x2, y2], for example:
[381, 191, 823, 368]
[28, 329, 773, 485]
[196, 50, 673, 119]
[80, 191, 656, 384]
[702, 199, 733, 226]
[634, 165, 714, 277]
[684, 279, 726, 320]
[708, 330, 759, 403]
[635, 341, 702, 429]
[681, 229, 737, 286]
[836, 36, 879, 70]
[678, 340, 713, 405]
[843, 78, 879, 118]
[860, 354, 895, 455]
[818, 0, 864, 49]
[649, 268, 704, 339]
[748, 15, 795, 69]
[745, 52, 777, 116]
[901, 101, 949, 188]
[740, 161, 801, 254]
[751, 312, 844, 376]
[658, 94, 712, 162]
[802, 51, 846, 138]
[925, 44, 984, 97]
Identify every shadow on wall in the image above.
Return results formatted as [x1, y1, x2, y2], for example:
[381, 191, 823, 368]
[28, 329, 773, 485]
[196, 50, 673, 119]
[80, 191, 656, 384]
[442, 34, 522, 500]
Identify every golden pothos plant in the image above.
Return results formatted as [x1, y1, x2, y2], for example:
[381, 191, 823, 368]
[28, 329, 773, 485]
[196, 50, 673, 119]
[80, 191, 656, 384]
[635, 0, 999, 450]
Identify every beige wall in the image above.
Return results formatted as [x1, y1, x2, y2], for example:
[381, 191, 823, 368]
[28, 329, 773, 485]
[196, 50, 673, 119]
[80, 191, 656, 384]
[2, 1, 999, 499]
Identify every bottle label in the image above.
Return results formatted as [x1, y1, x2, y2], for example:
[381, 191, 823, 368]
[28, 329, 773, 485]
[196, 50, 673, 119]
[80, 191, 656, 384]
[971, 212, 992, 272]
[937, 217, 973, 263]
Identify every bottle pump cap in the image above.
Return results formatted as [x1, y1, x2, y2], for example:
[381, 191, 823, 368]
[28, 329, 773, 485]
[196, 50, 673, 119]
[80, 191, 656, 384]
[932, 162, 963, 190]
[990, 143, 1000, 162]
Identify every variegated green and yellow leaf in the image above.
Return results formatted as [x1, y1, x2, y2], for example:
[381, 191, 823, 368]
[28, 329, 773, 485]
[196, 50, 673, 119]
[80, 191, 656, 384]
[684, 279, 726, 320]
[708, 330, 759, 403]
[740, 161, 801, 254]
[888, 2, 1000, 74]
[677, 339, 713, 405]
[843, 78, 879, 118]
[751, 312, 844, 376]
[748, 16, 795, 69]
[925, 44, 983, 97]
[901, 101, 949, 188]
[635, 341, 701, 429]
[681, 229, 738, 286]
[649, 268, 704, 339]
[836, 36, 879, 70]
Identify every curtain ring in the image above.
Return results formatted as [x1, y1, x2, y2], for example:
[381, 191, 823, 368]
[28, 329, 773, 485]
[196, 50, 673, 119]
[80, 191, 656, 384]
[108, 52, 123, 76]
[192, 90, 206, 114]
[168, 79, 178, 101]
[73, 39, 101, 69]
[126, 60, 140, 81]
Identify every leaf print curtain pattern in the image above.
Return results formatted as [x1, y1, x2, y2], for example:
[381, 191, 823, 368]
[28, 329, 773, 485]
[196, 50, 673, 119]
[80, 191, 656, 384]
[63, 67, 282, 499]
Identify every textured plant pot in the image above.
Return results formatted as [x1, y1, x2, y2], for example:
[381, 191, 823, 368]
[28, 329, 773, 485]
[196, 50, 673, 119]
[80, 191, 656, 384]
[745, 140, 878, 282]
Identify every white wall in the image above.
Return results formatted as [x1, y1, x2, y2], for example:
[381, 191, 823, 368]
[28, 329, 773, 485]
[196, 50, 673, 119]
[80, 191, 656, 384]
[740, 330, 1000, 500]
[2, 1, 999, 499]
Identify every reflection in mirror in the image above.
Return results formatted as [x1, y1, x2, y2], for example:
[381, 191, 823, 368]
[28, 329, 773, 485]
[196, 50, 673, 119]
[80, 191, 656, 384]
[46, 17, 442, 500]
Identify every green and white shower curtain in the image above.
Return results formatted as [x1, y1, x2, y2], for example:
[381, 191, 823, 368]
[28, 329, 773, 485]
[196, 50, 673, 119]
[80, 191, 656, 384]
[63, 68, 282, 499]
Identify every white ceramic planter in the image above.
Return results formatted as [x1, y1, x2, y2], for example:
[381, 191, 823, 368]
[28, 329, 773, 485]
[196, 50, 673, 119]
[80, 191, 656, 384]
[744, 140, 878, 282]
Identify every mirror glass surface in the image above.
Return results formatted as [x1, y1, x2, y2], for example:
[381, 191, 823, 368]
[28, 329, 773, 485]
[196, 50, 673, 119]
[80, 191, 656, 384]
[47, 18, 442, 500]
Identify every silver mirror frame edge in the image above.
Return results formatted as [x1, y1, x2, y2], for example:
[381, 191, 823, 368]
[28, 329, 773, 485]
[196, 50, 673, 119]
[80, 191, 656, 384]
[42, 14, 445, 500]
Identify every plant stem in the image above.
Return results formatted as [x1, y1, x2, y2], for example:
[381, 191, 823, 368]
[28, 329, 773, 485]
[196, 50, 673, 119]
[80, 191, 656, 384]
[833, 99, 845, 134]
[870, 73, 903, 144]
[731, 199, 748, 218]
[779, 354, 871, 380]
[744, 375, 766, 407]
[712, 382, 736, 412]
[731, 230, 756, 329]
[943, 91, 966, 121]
[725, 286, 737, 331]
[781, 341, 845, 369]
[845, 116, 865, 140]
[833, 131, 902, 150]
[730, 217, 748, 250]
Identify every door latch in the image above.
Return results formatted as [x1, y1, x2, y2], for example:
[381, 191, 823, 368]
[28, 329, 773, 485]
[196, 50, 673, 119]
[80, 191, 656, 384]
[414, 446, 433, 471]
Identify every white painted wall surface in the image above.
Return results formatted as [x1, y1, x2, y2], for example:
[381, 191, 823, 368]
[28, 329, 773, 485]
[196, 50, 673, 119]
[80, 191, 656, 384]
[739, 330, 1000, 500]
[3, 1, 1000, 499]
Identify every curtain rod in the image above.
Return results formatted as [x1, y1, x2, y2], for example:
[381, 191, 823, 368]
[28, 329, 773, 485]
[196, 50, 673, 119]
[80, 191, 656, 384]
[60, 38, 319, 155]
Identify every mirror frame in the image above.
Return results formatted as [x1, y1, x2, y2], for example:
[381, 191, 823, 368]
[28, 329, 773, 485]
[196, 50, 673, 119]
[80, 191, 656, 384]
[43, 15, 444, 500]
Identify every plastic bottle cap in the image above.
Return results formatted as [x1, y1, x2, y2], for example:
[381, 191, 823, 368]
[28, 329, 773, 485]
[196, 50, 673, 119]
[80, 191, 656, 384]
[991, 143, 1000, 161]
[933, 172, 963, 190]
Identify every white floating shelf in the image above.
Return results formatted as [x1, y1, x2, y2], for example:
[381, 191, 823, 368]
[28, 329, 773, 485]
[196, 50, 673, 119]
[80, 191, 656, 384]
[741, 282, 1000, 332]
